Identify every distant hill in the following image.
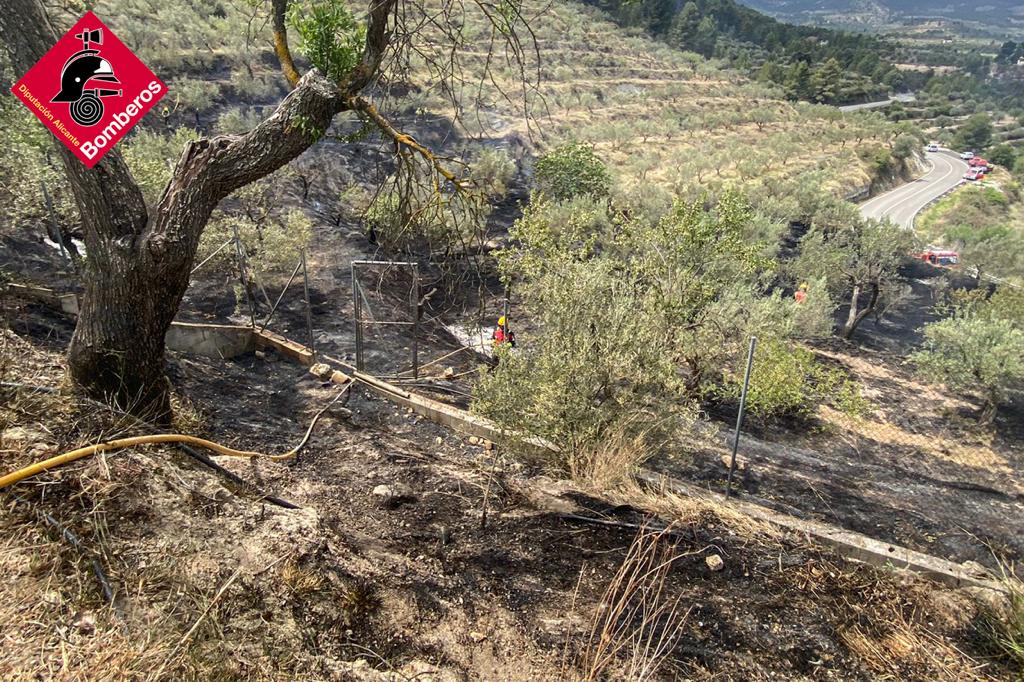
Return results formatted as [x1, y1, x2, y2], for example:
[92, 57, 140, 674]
[581, 0, 902, 104]
[738, 0, 1024, 29]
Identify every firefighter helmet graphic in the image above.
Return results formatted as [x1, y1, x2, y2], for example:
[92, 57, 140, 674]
[51, 28, 121, 126]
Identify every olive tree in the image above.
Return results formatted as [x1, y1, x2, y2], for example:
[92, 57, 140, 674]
[532, 142, 612, 201]
[795, 207, 916, 340]
[913, 289, 1024, 423]
[473, 191, 768, 458]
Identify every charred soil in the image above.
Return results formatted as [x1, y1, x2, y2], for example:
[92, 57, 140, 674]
[1, 277, 1021, 681]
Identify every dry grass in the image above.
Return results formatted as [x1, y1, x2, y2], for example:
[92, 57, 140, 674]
[567, 422, 654, 491]
[820, 405, 1013, 476]
[557, 435, 1017, 680]
[0, 327, 326, 680]
[812, 346, 1019, 484]
[0, 503, 178, 681]
[572, 526, 692, 681]
[610, 475, 780, 545]
[974, 568, 1024, 675]
[838, 611, 991, 681]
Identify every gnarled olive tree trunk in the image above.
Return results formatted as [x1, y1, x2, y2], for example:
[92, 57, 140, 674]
[2, 0, 351, 419]
[840, 281, 880, 340]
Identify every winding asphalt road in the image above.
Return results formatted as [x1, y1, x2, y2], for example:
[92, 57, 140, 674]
[858, 150, 968, 228]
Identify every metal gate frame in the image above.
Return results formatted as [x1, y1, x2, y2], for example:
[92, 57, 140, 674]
[351, 260, 420, 378]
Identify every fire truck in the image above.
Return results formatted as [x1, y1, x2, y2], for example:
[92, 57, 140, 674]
[917, 249, 960, 267]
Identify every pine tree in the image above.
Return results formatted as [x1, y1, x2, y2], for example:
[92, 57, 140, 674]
[785, 61, 813, 101]
[811, 57, 842, 103]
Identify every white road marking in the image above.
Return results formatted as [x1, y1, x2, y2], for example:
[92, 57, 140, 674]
[858, 151, 967, 228]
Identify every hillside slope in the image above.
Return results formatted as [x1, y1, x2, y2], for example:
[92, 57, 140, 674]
[1, 253, 1016, 682]
[92, 0, 901, 197]
[435, 0, 902, 201]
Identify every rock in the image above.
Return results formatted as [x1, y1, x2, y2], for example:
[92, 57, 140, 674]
[438, 526, 452, 545]
[372, 484, 395, 499]
[469, 631, 488, 643]
[705, 554, 725, 572]
[435, 436, 443, 445]
[309, 362, 333, 380]
[483, 440, 495, 451]
[468, 436, 480, 446]
[372, 483, 413, 508]
[330, 370, 351, 385]
[396, 660, 444, 681]
[71, 611, 96, 635]
[443, 366, 455, 379]
[330, 406, 353, 420]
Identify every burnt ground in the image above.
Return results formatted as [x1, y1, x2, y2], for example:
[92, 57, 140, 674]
[835, 259, 980, 355]
[1, 142, 1021, 677]
[664, 338, 1024, 572]
[1, 292, 1020, 680]
[3, 204, 1021, 575]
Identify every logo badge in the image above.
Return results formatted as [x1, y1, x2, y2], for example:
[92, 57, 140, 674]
[10, 11, 166, 168]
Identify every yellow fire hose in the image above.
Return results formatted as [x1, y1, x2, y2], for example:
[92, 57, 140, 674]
[0, 384, 350, 490]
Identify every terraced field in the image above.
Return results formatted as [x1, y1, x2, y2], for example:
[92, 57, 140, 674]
[69, 0, 903, 210]
[441, 1, 899, 197]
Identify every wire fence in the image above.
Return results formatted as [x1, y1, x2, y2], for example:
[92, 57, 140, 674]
[209, 239, 1022, 571]
[669, 335, 1024, 573]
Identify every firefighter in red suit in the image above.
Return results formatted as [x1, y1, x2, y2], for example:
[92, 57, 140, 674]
[492, 316, 516, 347]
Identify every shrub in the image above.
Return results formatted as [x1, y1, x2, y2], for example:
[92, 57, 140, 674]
[533, 142, 611, 201]
[214, 107, 265, 135]
[122, 127, 201, 207]
[989, 144, 1018, 169]
[363, 171, 490, 252]
[0, 99, 77, 231]
[474, 191, 767, 460]
[976, 579, 1024, 671]
[197, 207, 313, 281]
[469, 148, 516, 198]
[913, 292, 1024, 423]
[287, 0, 366, 83]
[717, 340, 864, 420]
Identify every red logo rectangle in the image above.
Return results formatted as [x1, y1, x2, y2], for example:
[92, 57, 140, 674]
[10, 11, 166, 168]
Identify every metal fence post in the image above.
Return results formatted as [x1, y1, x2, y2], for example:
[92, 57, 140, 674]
[351, 262, 363, 371]
[231, 224, 257, 328]
[41, 180, 77, 272]
[258, 259, 303, 332]
[411, 264, 419, 379]
[301, 248, 315, 364]
[726, 336, 757, 499]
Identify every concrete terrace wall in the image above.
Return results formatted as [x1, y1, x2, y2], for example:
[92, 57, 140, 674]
[5, 284, 254, 360]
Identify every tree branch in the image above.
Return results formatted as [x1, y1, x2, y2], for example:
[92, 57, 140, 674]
[348, 95, 461, 185]
[344, 0, 399, 94]
[271, 0, 398, 93]
[272, 0, 302, 88]
[145, 69, 348, 258]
